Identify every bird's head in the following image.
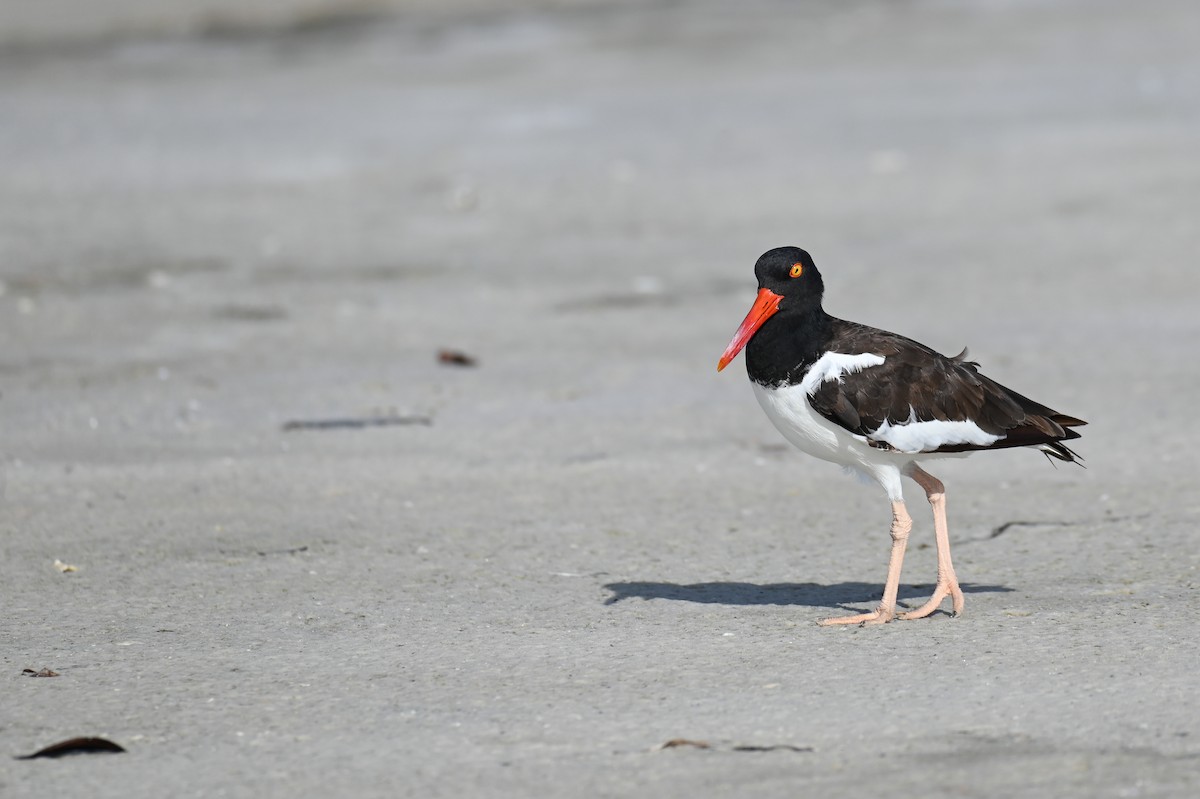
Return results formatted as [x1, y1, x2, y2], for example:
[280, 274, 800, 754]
[717, 246, 824, 372]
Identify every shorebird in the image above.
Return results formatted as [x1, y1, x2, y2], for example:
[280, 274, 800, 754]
[718, 246, 1085, 625]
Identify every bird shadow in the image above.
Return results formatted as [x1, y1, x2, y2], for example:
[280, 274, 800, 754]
[603, 580, 1013, 614]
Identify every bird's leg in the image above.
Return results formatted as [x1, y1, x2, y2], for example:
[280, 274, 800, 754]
[818, 501, 912, 626]
[898, 465, 964, 620]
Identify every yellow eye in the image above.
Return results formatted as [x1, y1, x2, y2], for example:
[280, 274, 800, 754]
[789, 263, 803, 278]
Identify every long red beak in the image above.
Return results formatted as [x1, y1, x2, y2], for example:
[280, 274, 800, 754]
[717, 287, 783, 372]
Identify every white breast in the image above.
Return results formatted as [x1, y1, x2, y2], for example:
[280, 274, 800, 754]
[750, 352, 885, 465]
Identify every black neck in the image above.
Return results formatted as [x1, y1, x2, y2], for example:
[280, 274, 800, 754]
[744, 306, 833, 386]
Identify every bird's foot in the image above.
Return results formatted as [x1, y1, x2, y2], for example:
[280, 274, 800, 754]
[817, 606, 895, 626]
[896, 578, 964, 620]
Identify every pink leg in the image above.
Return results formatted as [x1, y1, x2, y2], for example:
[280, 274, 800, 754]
[897, 465, 964, 620]
[818, 501, 913, 626]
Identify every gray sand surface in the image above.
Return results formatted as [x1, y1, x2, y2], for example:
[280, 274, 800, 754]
[3, 0, 1199, 795]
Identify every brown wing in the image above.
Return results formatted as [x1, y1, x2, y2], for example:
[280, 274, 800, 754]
[808, 321, 1085, 458]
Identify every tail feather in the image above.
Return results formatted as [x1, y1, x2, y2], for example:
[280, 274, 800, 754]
[1052, 414, 1087, 429]
[1038, 440, 1083, 464]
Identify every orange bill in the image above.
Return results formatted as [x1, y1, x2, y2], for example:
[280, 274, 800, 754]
[717, 287, 783, 372]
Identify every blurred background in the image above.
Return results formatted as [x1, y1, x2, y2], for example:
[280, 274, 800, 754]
[4, 0, 1195, 465]
[3, 0, 1199, 796]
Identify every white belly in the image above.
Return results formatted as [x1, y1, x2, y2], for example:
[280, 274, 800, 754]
[752, 380, 866, 465]
[752, 380, 916, 500]
[749, 351, 910, 502]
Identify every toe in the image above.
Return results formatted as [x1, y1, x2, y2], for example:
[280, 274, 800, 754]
[818, 608, 895, 626]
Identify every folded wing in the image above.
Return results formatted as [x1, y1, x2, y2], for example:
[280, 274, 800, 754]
[807, 321, 1085, 460]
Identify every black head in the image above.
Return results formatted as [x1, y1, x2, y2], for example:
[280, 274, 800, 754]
[753, 246, 824, 310]
[717, 246, 828, 373]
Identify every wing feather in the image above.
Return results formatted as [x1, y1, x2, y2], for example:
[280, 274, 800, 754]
[807, 320, 1085, 457]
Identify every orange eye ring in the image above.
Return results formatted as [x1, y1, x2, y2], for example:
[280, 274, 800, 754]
[789, 263, 803, 278]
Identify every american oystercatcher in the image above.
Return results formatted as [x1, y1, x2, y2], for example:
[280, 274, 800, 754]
[718, 247, 1085, 625]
